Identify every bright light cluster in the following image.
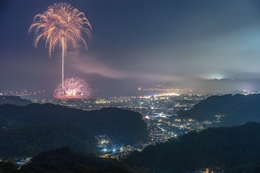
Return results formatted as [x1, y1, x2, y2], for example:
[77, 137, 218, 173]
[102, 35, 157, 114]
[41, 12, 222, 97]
[29, 2, 92, 56]
[54, 77, 93, 99]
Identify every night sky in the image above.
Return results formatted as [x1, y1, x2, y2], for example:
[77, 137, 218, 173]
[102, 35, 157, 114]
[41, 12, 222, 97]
[1, 0, 260, 99]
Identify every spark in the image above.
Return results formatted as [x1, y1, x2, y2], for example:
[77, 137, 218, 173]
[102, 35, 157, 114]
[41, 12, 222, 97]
[54, 77, 93, 99]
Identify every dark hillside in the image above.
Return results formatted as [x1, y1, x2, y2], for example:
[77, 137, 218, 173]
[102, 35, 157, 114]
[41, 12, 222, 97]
[0, 146, 130, 173]
[0, 96, 32, 106]
[0, 124, 98, 159]
[0, 103, 149, 144]
[126, 122, 260, 173]
[177, 94, 260, 126]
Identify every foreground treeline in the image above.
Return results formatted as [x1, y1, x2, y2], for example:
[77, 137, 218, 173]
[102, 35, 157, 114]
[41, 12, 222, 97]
[177, 94, 260, 126]
[0, 146, 132, 173]
[0, 103, 149, 144]
[126, 122, 260, 173]
[1, 122, 260, 173]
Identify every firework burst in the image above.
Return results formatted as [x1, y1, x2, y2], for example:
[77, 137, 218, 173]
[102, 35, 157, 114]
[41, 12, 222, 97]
[29, 2, 92, 88]
[54, 77, 93, 99]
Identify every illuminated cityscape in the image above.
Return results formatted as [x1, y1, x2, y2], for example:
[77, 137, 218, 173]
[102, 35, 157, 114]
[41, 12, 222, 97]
[21, 88, 255, 159]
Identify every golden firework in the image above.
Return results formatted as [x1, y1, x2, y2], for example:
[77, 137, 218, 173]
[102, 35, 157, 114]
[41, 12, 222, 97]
[29, 2, 92, 89]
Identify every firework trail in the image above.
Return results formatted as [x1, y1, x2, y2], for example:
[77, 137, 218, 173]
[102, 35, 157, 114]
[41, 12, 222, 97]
[29, 2, 92, 89]
[54, 77, 93, 99]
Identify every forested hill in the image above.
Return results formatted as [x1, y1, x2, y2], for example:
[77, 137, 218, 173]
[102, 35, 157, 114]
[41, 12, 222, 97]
[0, 124, 98, 159]
[126, 122, 260, 173]
[0, 103, 149, 144]
[177, 94, 260, 126]
[0, 96, 32, 106]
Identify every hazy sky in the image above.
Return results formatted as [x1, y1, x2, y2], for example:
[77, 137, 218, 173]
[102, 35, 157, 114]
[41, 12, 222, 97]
[1, 0, 260, 98]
